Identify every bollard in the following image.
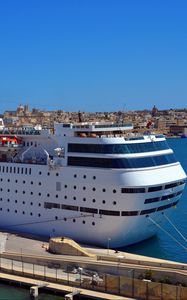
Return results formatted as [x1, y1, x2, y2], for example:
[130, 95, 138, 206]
[30, 286, 38, 298]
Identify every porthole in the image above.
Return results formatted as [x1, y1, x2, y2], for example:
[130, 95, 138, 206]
[23, 191, 25, 194]
[0, 179, 2, 182]
[39, 171, 42, 175]
[39, 182, 41, 186]
[113, 189, 116, 193]
[55, 194, 58, 198]
[74, 174, 77, 178]
[47, 194, 50, 197]
[7, 189, 10, 192]
[0, 208, 2, 211]
[0, 188, 2, 191]
[30, 202, 33, 205]
[38, 213, 41, 217]
[73, 186, 76, 189]
[47, 172, 50, 176]
[92, 222, 95, 226]
[55, 216, 58, 220]
[56, 173, 59, 176]
[73, 196, 76, 200]
[113, 201, 116, 205]
[31, 192, 33, 195]
[30, 212, 33, 216]
[92, 187, 96, 191]
[38, 203, 41, 207]
[15, 190, 18, 193]
[0, 198, 2, 201]
[83, 198, 86, 202]
[64, 218, 67, 221]
[15, 180, 18, 183]
[73, 219, 76, 222]
[31, 181, 33, 185]
[83, 186, 86, 190]
[22, 211, 25, 214]
[83, 175, 86, 179]
[15, 200, 17, 203]
[15, 210, 17, 213]
[64, 195, 67, 199]
[92, 199, 96, 203]
[102, 188, 106, 192]
[23, 181, 25, 184]
[7, 199, 10, 202]
[7, 179, 10, 182]
[7, 209, 9, 212]
[93, 176, 96, 180]
[38, 193, 41, 196]
[102, 200, 106, 204]
[82, 220, 85, 224]
[23, 201, 25, 204]
[64, 185, 67, 188]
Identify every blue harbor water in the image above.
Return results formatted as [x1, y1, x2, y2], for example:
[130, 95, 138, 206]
[124, 138, 187, 264]
[1, 138, 187, 298]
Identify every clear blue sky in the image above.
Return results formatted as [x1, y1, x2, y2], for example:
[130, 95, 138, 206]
[0, 0, 187, 113]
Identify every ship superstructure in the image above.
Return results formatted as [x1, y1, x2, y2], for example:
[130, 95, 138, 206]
[0, 122, 186, 247]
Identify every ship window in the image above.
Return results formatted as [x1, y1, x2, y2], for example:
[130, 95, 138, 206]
[140, 208, 157, 215]
[74, 174, 77, 178]
[113, 189, 116, 193]
[165, 182, 180, 189]
[15, 190, 18, 193]
[21, 168, 24, 174]
[102, 200, 106, 204]
[55, 194, 58, 198]
[15, 200, 17, 203]
[67, 154, 177, 169]
[7, 179, 10, 182]
[145, 197, 160, 204]
[64, 185, 67, 188]
[22, 211, 25, 214]
[99, 209, 120, 216]
[121, 188, 145, 193]
[38, 193, 41, 196]
[157, 200, 179, 211]
[7, 189, 10, 192]
[38, 213, 41, 217]
[31, 192, 33, 195]
[31, 181, 33, 185]
[61, 204, 79, 211]
[25, 168, 27, 175]
[93, 176, 96, 180]
[73, 186, 76, 189]
[39, 182, 41, 185]
[7, 199, 10, 202]
[64, 218, 67, 221]
[102, 189, 106, 192]
[82, 220, 85, 224]
[30, 212, 33, 216]
[7, 209, 9, 212]
[83, 175, 86, 179]
[38, 203, 41, 206]
[73, 197, 76, 200]
[56, 182, 61, 191]
[73, 219, 76, 222]
[92, 187, 96, 191]
[15, 180, 18, 183]
[92, 222, 95, 226]
[148, 186, 162, 192]
[13, 167, 16, 173]
[83, 198, 86, 202]
[0, 166, 1, 172]
[23, 191, 25, 194]
[56, 173, 59, 176]
[15, 210, 17, 213]
[0, 208, 2, 211]
[64, 195, 67, 199]
[44, 202, 61, 209]
[92, 199, 96, 203]
[113, 201, 116, 205]
[27, 142, 29, 146]
[0, 179, 2, 182]
[17, 167, 19, 174]
[23, 201, 25, 204]
[29, 168, 31, 175]
[83, 186, 86, 190]
[30, 202, 33, 205]
[10, 167, 12, 173]
[6, 167, 8, 173]
[47, 194, 50, 197]
[23, 181, 25, 184]
[0, 188, 2, 191]
[47, 172, 50, 176]
[2, 166, 5, 172]
[121, 211, 139, 216]
[80, 207, 98, 214]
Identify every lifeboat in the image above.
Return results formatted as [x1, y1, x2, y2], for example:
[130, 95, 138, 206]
[0, 136, 22, 150]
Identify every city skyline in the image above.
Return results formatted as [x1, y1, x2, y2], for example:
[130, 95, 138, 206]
[0, 0, 187, 113]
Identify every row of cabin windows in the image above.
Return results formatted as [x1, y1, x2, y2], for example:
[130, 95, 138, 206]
[67, 154, 177, 169]
[68, 141, 170, 154]
[0, 166, 32, 175]
[0, 198, 42, 206]
[121, 180, 185, 194]
[144, 191, 183, 204]
[44, 199, 179, 216]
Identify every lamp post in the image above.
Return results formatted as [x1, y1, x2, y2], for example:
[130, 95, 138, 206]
[117, 255, 124, 275]
[107, 238, 111, 255]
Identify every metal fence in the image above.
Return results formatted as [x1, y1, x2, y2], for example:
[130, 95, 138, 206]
[0, 256, 187, 300]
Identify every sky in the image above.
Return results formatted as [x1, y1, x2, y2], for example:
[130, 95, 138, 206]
[0, 0, 187, 113]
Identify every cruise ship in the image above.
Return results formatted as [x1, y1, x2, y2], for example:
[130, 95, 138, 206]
[0, 121, 186, 248]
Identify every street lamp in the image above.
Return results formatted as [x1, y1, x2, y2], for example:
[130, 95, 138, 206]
[107, 238, 111, 255]
[117, 255, 124, 275]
